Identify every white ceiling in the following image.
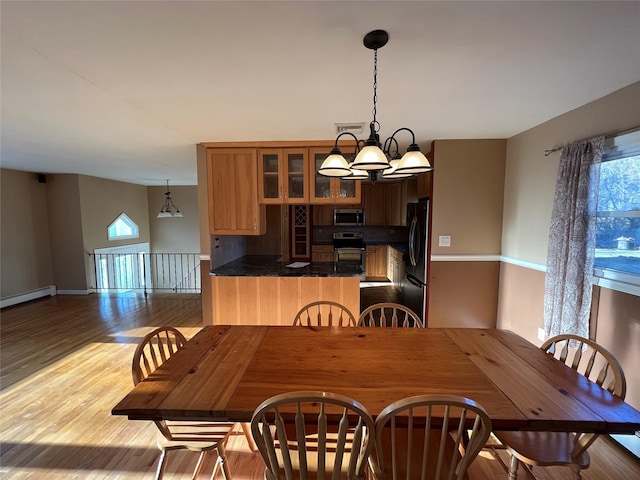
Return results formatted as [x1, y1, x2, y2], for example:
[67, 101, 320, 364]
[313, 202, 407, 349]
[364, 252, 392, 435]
[2, 1, 639, 186]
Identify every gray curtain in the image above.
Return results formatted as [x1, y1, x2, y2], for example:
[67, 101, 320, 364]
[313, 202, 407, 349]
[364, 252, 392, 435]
[543, 137, 604, 339]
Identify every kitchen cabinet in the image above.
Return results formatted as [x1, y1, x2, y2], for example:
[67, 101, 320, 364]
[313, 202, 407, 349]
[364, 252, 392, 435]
[312, 244, 334, 263]
[289, 205, 311, 260]
[207, 148, 266, 235]
[361, 181, 407, 226]
[362, 183, 387, 225]
[211, 275, 360, 325]
[366, 245, 388, 281]
[387, 246, 405, 291]
[312, 205, 335, 226]
[416, 171, 433, 200]
[386, 182, 405, 225]
[258, 148, 309, 204]
[416, 147, 434, 199]
[309, 147, 361, 204]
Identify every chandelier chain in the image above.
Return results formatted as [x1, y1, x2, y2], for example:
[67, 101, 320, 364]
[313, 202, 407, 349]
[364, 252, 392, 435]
[372, 47, 378, 128]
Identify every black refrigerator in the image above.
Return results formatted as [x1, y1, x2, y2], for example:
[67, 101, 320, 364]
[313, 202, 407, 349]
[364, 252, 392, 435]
[404, 200, 430, 324]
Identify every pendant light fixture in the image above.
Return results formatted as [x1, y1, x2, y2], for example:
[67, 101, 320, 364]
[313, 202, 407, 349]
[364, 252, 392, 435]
[319, 30, 433, 182]
[157, 180, 183, 218]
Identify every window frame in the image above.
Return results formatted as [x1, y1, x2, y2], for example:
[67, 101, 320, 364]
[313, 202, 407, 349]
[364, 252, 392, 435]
[592, 128, 640, 295]
[107, 213, 140, 241]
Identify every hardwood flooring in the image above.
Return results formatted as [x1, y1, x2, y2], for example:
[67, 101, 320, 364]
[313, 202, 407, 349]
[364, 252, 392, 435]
[359, 282, 403, 311]
[1, 293, 638, 479]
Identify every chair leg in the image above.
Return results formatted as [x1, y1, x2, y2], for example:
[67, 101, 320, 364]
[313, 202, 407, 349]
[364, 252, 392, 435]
[241, 422, 258, 452]
[569, 464, 582, 480]
[219, 444, 232, 480]
[210, 455, 222, 480]
[191, 451, 208, 479]
[155, 450, 169, 480]
[508, 454, 519, 480]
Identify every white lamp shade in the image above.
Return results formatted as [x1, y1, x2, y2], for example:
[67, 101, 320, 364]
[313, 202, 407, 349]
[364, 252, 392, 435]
[352, 145, 389, 171]
[394, 149, 433, 174]
[157, 211, 172, 218]
[345, 163, 369, 180]
[172, 211, 183, 218]
[382, 159, 412, 179]
[318, 153, 352, 177]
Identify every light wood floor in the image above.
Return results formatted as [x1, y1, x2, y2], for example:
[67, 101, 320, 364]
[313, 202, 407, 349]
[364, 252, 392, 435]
[1, 293, 638, 479]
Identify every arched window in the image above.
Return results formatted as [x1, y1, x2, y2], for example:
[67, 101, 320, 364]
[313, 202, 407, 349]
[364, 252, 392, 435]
[108, 213, 139, 241]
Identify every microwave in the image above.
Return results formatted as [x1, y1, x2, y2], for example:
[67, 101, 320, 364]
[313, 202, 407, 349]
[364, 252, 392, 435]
[334, 209, 365, 226]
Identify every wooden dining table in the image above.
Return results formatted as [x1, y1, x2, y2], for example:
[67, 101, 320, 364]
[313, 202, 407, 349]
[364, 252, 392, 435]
[112, 326, 640, 434]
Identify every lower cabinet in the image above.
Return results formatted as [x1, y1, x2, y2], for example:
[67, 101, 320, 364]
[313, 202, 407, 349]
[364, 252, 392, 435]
[210, 276, 360, 325]
[387, 247, 405, 291]
[366, 245, 388, 281]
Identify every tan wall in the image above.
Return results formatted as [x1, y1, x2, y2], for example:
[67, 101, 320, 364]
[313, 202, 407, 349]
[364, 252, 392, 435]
[78, 175, 151, 290]
[496, 262, 546, 341]
[498, 81, 640, 411]
[45, 174, 87, 292]
[79, 175, 150, 251]
[147, 185, 200, 253]
[502, 82, 640, 264]
[595, 288, 640, 410]
[426, 139, 506, 327]
[0, 169, 54, 297]
[428, 261, 500, 328]
[431, 139, 506, 255]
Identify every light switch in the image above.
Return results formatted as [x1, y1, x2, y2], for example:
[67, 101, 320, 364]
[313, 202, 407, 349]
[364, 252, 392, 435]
[438, 235, 451, 247]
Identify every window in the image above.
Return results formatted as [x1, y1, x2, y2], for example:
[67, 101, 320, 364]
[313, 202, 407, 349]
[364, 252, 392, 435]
[107, 213, 139, 241]
[593, 129, 640, 291]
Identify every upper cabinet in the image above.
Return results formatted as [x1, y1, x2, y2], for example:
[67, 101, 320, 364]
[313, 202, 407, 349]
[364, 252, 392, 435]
[207, 148, 266, 235]
[416, 147, 434, 199]
[361, 181, 408, 226]
[309, 147, 361, 204]
[258, 148, 309, 204]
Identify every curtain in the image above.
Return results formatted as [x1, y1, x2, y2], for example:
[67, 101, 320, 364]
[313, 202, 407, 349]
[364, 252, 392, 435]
[543, 137, 604, 339]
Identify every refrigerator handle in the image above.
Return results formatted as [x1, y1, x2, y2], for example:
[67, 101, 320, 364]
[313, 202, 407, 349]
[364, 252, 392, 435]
[408, 216, 418, 267]
[406, 273, 425, 288]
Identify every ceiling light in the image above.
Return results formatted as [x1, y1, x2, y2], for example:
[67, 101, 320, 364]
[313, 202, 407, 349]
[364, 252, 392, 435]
[319, 30, 433, 183]
[157, 180, 183, 218]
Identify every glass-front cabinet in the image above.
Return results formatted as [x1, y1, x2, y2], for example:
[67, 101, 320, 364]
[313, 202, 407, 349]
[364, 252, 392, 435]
[309, 148, 361, 204]
[258, 148, 308, 204]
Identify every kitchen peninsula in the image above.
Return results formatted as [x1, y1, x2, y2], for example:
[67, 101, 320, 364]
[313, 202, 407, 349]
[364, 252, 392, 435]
[209, 255, 361, 325]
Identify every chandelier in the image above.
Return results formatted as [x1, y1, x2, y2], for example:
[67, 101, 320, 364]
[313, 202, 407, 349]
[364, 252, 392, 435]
[319, 30, 433, 183]
[157, 180, 183, 218]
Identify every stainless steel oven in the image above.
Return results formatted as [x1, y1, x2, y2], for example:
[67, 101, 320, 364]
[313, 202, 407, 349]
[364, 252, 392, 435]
[333, 232, 366, 280]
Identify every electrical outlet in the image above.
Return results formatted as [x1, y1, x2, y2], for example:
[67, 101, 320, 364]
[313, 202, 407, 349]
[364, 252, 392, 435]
[214, 238, 220, 249]
[438, 235, 451, 247]
[537, 327, 545, 342]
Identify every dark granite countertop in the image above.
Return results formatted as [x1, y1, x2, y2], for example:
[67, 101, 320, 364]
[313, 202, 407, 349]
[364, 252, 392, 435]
[210, 255, 362, 277]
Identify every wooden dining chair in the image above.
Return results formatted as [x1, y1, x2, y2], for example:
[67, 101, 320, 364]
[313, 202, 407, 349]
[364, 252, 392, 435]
[250, 391, 376, 480]
[493, 334, 627, 480]
[292, 301, 357, 327]
[132, 326, 244, 480]
[370, 394, 492, 480]
[358, 302, 424, 328]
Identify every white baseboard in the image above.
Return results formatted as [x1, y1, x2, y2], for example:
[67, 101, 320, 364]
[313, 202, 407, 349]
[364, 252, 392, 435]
[0, 285, 56, 308]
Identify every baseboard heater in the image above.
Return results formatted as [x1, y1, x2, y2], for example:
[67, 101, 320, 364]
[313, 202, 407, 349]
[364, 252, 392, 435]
[0, 285, 56, 308]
